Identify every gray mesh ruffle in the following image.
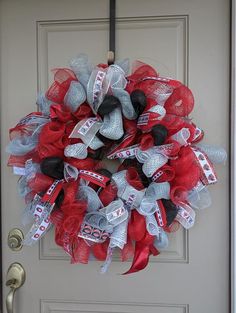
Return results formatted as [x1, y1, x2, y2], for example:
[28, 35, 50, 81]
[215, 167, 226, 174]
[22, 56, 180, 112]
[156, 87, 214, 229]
[6, 134, 38, 156]
[64, 81, 86, 112]
[153, 228, 169, 250]
[109, 218, 128, 249]
[196, 143, 227, 164]
[112, 88, 137, 120]
[115, 58, 130, 75]
[187, 184, 212, 209]
[99, 107, 124, 140]
[111, 170, 127, 197]
[142, 154, 168, 177]
[77, 185, 102, 212]
[64, 143, 88, 159]
[145, 214, 160, 236]
[146, 182, 170, 200]
[37, 92, 52, 115]
[88, 136, 104, 150]
[69, 53, 92, 88]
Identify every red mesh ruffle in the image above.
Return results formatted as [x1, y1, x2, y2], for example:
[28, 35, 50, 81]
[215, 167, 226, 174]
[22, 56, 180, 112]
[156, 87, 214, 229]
[126, 167, 144, 191]
[50, 104, 72, 122]
[99, 183, 118, 206]
[73, 103, 93, 120]
[170, 146, 200, 191]
[28, 173, 54, 193]
[139, 133, 154, 150]
[92, 241, 109, 261]
[38, 121, 68, 159]
[164, 85, 194, 117]
[46, 68, 77, 104]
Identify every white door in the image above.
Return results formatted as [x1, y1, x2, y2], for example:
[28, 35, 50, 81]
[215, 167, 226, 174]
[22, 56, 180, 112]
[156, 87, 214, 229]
[0, 0, 230, 312]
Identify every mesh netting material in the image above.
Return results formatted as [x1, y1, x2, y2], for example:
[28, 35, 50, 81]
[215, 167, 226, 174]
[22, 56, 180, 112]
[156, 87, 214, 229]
[142, 153, 168, 177]
[69, 53, 92, 88]
[88, 136, 104, 150]
[64, 81, 86, 112]
[112, 88, 137, 120]
[6, 135, 38, 156]
[99, 107, 124, 140]
[146, 182, 170, 200]
[145, 214, 160, 236]
[37, 92, 52, 116]
[77, 185, 102, 212]
[46, 68, 77, 104]
[110, 218, 128, 249]
[126, 167, 144, 191]
[195, 143, 227, 164]
[64, 143, 88, 159]
[164, 85, 194, 117]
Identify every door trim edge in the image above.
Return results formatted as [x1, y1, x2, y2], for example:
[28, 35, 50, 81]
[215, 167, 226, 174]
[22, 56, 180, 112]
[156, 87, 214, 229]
[231, 0, 235, 312]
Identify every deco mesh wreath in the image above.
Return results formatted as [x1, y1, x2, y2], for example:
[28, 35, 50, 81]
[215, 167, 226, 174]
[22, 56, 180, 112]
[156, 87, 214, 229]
[6, 54, 226, 274]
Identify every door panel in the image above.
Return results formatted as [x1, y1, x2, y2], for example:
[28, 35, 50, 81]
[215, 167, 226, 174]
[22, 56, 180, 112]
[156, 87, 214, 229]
[0, 0, 229, 313]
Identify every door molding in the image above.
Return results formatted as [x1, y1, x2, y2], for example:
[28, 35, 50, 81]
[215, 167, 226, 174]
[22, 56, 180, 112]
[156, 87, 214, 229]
[231, 1, 236, 312]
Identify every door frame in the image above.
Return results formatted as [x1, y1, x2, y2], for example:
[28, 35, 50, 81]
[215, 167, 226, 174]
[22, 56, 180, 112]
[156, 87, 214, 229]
[0, 1, 234, 312]
[231, 0, 236, 312]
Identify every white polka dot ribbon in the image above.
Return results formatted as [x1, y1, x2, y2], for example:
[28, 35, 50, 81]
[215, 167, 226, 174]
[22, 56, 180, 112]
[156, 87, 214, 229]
[191, 147, 217, 185]
[107, 144, 139, 160]
[176, 203, 196, 229]
[23, 180, 64, 245]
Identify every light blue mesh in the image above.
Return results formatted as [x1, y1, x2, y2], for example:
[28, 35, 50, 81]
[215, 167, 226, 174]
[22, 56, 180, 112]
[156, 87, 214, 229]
[64, 81, 86, 112]
[69, 53, 92, 88]
[37, 92, 52, 115]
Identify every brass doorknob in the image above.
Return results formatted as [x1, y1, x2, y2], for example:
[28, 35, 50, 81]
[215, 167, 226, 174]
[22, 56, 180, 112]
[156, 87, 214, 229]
[6, 263, 26, 313]
[8, 229, 24, 251]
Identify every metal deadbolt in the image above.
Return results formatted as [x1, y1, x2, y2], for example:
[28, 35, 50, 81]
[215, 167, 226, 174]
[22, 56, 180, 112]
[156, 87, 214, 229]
[8, 229, 24, 251]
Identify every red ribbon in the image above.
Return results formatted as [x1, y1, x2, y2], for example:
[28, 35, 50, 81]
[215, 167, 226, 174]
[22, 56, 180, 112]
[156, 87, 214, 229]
[124, 211, 159, 274]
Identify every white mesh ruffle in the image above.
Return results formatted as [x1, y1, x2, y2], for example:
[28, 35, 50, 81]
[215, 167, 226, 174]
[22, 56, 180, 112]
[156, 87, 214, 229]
[154, 228, 169, 250]
[196, 143, 227, 164]
[142, 154, 168, 177]
[146, 182, 170, 200]
[112, 88, 137, 120]
[109, 218, 128, 249]
[64, 143, 88, 159]
[77, 185, 102, 212]
[99, 107, 124, 140]
[115, 58, 130, 76]
[64, 163, 79, 182]
[69, 53, 92, 88]
[6, 135, 38, 156]
[145, 214, 160, 236]
[187, 184, 212, 209]
[88, 135, 104, 150]
[37, 92, 52, 115]
[64, 81, 86, 112]
[137, 197, 158, 216]
[111, 170, 127, 197]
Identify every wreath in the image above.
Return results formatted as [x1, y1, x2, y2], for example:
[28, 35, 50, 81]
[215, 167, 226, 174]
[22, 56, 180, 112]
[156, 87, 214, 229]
[6, 54, 226, 274]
